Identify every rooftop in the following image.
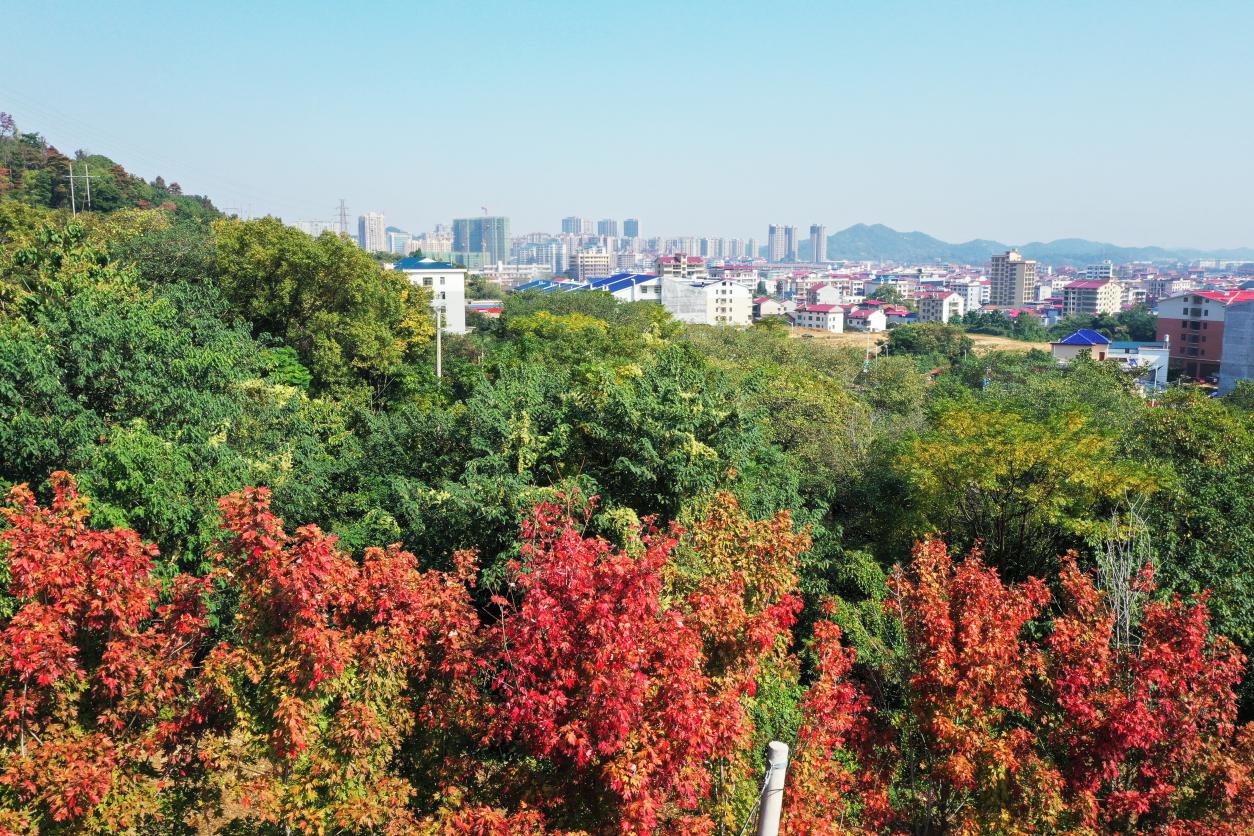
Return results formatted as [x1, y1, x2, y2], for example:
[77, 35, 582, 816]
[1055, 329, 1112, 346]
[395, 256, 462, 271]
[1162, 289, 1254, 306]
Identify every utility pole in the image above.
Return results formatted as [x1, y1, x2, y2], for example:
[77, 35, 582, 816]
[64, 163, 77, 214]
[753, 742, 790, 836]
[434, 302, 443, 379]
[81, 162, 92, 210]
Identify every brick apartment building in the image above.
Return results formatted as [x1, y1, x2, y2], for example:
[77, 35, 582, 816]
[1156, 289, 1254, 379]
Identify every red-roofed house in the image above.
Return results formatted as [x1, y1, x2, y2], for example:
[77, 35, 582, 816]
[793, 303, 845, 332]
[753, 296, 786, 320]
[1063, 279, 1121, 316]
[1157, 289, 1254, 378]
[843, 305, 887, 332]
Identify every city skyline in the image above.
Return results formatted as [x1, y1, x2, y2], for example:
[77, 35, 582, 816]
[5, 1, 1252, 248]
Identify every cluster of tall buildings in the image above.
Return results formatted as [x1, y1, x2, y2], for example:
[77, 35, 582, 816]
[293, 208, 839, 279]
[561, 217, 640, 238]
[290, 206, 1254, 392]
[766, 224, 827, 263]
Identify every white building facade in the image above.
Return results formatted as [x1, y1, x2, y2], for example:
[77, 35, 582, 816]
[661, 278, 751, 326]
[394, 257, 467, 334]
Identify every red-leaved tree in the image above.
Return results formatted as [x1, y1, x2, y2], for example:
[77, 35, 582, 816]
[439, 493, 807, 834]
[1048, 556, 1254, 833]
[784, 539, 1254, 835]
[193, 486, 483, 834]
[782, 609, 889, 835]
[0, 473, 211, 834]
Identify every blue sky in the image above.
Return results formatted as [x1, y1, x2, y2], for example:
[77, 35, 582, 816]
[2, 0, 1252, 247]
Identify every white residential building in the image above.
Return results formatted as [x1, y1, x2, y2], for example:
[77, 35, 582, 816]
[394, 256, 467, 334]
[661, 278, 751, 326]
[567, 248, 613, 282]
[916, 289, 966, 323]
[1085, 261, 1116, 281]
[950, 279, 990, 311]
[844, 305, 887, 332]
[793, 303, 844, 332]
[293, 220, 341, 237]
[1063, 280, 1122, 316]
[807, 283, 844, 305]
[753, 297, 786, 320]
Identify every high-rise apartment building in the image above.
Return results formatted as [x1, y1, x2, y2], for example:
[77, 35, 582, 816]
[358, 212, 387, 252]
[988, 249, 1038, 307]
[561, 216, 583, 234]
[453, 216, 511, 264]
[746, 238, 759, 259]
[386, 228, 412, 255]
[1063, 280, 1122, 316]
[810, 224, 828, 263]
[1085, 261, 1116, 281]
[623, 218, 640, 238]
[567, 248, 613, 282]
[768, 225, 797, 262]
[597, 218, 619, 237]
[768, 225, 786, 262]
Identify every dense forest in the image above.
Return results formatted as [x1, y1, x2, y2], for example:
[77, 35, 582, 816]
[1, 122, 1253, 833]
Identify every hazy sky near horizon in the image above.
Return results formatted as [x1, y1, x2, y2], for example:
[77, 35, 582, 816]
[3, 0, 1252, 248]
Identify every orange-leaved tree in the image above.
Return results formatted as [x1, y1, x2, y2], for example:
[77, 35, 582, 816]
[784, 538, 1254, 835]
[192, 486, 484, 834]
[0, 473, 212, 834]
[1048, 556, 1254, 833]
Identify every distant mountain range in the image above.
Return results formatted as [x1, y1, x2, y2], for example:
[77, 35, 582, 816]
[796, 224, 1254, 266]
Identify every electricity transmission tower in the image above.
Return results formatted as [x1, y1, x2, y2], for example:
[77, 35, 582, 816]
[336, 199, 350, 235]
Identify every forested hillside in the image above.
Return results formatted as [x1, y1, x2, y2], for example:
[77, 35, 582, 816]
[0, 113, 217, 221]
[1, 130, 1253, 833]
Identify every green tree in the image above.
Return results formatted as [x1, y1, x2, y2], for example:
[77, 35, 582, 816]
[899, 399, 1156, 578]
[211, 217, 434, 398]
[1123, 388, 1254, 708]
[885, 322, 974, 364]
[868, 284, 906, 306]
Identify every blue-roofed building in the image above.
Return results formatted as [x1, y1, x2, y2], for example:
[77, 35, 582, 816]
[587, 273, 661, 303]
[393, 257, 467, 334]
[1052, 329, 1170, 391]
[513, 273, 661, 303]
[1056, 328, 1111, 346]
[1051, 329, 1111, 362]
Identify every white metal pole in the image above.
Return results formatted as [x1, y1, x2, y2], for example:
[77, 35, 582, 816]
[755, 741, 790, 836]
[435, 303, 443, 379]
